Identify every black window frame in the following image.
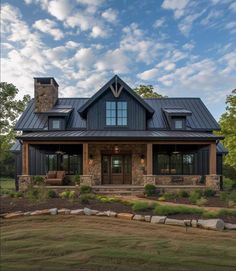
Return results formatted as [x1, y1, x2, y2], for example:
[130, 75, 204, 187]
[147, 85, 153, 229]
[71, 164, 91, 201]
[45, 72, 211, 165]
[171, 117, 186, 130]
[48, 117, 65, 131]
[105, 101, 128, 127]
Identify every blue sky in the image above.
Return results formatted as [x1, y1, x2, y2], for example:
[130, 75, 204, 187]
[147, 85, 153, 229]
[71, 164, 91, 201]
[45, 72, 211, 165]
[1, 0, 236, 120]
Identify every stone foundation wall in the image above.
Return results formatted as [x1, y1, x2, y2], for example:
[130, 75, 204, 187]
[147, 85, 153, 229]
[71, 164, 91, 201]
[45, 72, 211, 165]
[87, 144, 147, 185]
[205, 175, 220, 191]
[143, 175, 202, 186]
[18, 175, 32, 191]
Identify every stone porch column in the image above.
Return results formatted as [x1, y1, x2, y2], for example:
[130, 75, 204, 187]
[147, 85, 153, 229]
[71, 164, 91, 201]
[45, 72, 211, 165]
[147, 143, 153, 175]
[209, 142, 216, 175]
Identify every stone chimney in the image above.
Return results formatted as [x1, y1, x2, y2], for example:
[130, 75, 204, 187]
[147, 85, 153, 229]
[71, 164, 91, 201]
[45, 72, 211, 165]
[34, 77, 59, 112]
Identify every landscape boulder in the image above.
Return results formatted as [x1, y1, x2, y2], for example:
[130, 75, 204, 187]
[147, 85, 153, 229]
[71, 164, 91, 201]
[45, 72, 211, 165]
[133, 214, 145, 221]
[165, 218, 186, 227]
[144, 215, 151, 222]
[197, 219, 225, 231]
[151, 216, 166, 224]
[58, 208, 71, 215]
[117, 213, 134, 220]
[104, 210, 117, 217]
[30, 209, 51, 216]
[96, 212, 107, 216]
[224, 223, 236, 230]
[84, 208, 99, 216]
[191, 219, 198, 228]
[70, 209, 84, 215]
[4, 212, 23, 219]
[49, 208, 58, 215]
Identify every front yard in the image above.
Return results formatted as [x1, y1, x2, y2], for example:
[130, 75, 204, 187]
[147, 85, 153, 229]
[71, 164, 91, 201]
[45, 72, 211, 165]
[1, 215, 236, 271]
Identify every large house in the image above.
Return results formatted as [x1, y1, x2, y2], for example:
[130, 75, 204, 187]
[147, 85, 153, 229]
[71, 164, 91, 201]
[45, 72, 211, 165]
[12, 75, 227, 191]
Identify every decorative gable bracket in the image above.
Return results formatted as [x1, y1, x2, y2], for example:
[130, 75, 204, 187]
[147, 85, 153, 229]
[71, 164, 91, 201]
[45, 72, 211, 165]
[110, 76, 123, 98]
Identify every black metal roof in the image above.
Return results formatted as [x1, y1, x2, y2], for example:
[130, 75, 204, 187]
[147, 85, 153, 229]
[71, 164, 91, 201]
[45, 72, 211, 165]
[40, 105, 73, 116]
[15, 97, 220, 132]
[78, 75, 155, 117]
[216, 142, 228, 154]
[10, 140, 21, 152]
[163, 108, 192, 116]
[17, 130, 223, 141]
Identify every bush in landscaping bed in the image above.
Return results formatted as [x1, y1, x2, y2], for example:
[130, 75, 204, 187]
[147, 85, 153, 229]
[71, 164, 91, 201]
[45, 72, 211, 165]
[80, 185, 92, 194]
[154, 205, 203, 216]
[178, 190, 189, 198]
[96, 195, 120, 203]
[132, 201, 157, 212]
[144, 184, 157, 196]
[73, 175, 80, 185]
[32, 176, 45, 185]
[59, 190, 77, 200]
[189, 189, 203, 204]
[25, 185, 48, 202]
[79, 193, 95, 204]
[47, 190, 58, 198]
[196, 197, 208, 206]
[162, 192, 178, 200]
[203, 189, 216, 198]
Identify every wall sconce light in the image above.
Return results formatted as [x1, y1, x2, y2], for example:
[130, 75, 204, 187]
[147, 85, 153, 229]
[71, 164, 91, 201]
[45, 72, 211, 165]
[140, 154, 145, 164]
[89, 154, 93, 165]
[114, 145, 120, 154]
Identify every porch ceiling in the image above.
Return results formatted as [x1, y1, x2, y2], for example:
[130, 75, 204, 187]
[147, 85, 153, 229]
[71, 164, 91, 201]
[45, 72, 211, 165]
[17, 130, 223, 141]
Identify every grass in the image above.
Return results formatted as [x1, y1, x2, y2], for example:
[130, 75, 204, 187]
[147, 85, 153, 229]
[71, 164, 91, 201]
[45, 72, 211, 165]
[1, 216, 236, 271]
[132, 201, 157, 212]
[0, 177, 15, 193]
[154, 205, 203, 216]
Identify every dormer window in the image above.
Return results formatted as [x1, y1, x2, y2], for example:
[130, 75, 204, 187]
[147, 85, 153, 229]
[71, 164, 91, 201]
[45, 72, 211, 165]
[49, 117, 65, 130]
[106, 101, 127, 126]
[172, 117, 185, 130]
[52, 119, 60, 129]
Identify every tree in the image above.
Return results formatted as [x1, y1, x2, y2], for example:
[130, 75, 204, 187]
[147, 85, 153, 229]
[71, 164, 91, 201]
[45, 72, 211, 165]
[0, 82, 31, 177]
[218, 89, 236, 169]
[134, 85, 165, 98]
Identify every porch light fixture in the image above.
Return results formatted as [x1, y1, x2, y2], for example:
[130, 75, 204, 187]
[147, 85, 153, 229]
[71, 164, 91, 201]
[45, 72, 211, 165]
[140, 154, 145, 164]
[172, 145, 180, 154]
[55, 145, 65, 155]
[114, 145, 120, 154]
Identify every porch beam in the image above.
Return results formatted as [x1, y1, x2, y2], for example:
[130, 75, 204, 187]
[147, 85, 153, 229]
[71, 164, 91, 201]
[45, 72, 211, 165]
[22, 142, 29, 175]
[209, 142, 217, 175]
[83, 143, 89, 175]
[147, 143, 153, 175]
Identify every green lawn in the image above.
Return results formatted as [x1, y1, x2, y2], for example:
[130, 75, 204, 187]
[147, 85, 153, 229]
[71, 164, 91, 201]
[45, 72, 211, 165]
[0, 178, 15, 192]
[1, 216, 236, 271]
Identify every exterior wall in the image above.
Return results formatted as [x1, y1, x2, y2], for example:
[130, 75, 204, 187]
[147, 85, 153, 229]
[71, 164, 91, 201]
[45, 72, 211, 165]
[86, 144, 147, 185]
[143, 175, 202, 186]
[86, 89, 146, 130]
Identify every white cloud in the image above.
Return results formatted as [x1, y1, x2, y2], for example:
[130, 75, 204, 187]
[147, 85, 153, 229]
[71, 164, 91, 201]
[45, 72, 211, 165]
[137, 68, 159, 81]
[90, 26, 106, 38]
[162, 0, 190, 18]
[47, 0, 75, 20]
[33, 19, 64, 40]
[225, 21, 236, 29]
[229, 2, 236, 12]
[153, 18, 165, 28]
[178, 10, 205, 35]
[101, 8, 118, 23]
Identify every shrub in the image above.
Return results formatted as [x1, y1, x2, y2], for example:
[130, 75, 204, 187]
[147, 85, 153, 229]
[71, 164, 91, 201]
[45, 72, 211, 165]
[202, 211, 218, 219]
[158, 196, 166, 201]
[218, 208, 236, 217]
[228, 190, 236, 201]
[178, 190, 189, 198]
[162, 192, 178, 200]
[25, 185, 48, 202]
[73, 175, 80, 185]
[132, 201, 157, 212]
[32, 176, 44, 185]
[47, 190, 58, 198]
[203, 189, 216, 198]
[80, 185, 92, 194]
[154, 205, 203, 216]
[189, 189, 203, 204]
[144, 184, 156, 196]
[228, 200, 235, 208]
[220, 191, 229, 202]
[196, 197, 208, 206]
[9, 191, 23, 198]
[59, 190, 77, 200]
[79, 193, 95, 204]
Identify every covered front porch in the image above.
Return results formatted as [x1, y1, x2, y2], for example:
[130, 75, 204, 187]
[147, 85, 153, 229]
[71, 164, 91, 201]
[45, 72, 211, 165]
[19, 140, 220, 190]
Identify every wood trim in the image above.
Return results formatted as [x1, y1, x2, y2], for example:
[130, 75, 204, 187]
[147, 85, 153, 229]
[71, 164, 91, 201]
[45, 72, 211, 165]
[24, 140, 215, 145]
[147, 143, 153, 175]
[209, 142, 217, 174]
[22, 142, 29, 175]
[83, 143, 89, 175]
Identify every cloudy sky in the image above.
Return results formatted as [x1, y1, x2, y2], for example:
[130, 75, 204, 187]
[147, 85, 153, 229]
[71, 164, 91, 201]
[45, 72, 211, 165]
[1, 0, 236, 119]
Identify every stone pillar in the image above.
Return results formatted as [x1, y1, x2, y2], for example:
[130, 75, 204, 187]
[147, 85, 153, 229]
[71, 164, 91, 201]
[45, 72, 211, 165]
[209, 142, 216, 175]
[205, 175, 220, 191]
[18, 175, 32, 191]
[143, 175, 156, 186]
[22, 142, 29, 175]
[80, 175, 93, 186]
[147, 143, 153, 175]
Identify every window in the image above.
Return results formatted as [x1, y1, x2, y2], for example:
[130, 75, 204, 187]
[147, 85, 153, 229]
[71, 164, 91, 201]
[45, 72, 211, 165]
[47, 154, 57, 171]
[156, 152, 196, 175]
[52, 119, 60, 129]
[174, 120, 183, 129]
[106, 101, 127, 126]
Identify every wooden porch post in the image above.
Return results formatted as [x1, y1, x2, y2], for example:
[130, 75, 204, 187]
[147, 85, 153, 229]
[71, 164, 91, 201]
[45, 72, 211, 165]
[22, 142, 29, 175]
[147, 143, 153, 175]
[83, 143, 89, 175]
[209, 142, 217, 175]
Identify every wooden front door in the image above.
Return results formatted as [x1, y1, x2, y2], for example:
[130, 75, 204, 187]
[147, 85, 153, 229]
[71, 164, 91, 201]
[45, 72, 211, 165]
[102, 154, 132, 185]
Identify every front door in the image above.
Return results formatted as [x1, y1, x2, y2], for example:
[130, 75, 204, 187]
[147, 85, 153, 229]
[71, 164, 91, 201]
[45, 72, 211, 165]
[102, 154, 132, 184]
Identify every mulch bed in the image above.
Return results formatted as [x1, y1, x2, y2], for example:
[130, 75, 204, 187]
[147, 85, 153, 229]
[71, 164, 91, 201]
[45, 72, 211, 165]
[1, 196, 235, 224]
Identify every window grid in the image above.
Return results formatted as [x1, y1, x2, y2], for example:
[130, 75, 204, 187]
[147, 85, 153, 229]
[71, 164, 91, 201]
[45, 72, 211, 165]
[106, 101, 127, 126]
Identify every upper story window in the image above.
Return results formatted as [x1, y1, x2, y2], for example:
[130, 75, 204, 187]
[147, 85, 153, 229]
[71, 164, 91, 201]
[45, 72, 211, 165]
[172, 117, 185, 130]
[174, 119, 183, 129]
[48, 117, 65, 130]
[106, 101, 127, 126]
[52, 119, 60, 129]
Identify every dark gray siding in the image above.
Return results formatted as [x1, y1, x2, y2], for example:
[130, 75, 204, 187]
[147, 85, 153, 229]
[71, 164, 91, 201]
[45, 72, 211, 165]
[87, 89, 146, 130]
[29, 146, 47, 175]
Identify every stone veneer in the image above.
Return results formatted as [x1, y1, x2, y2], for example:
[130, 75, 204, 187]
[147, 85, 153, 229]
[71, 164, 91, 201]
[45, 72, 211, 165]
[18, 175, 32, 191]
[85, 144, 147, 185]
[144, 175, 202, 186]
[34, 78, 58, 112]
[205, 175, 220, 190]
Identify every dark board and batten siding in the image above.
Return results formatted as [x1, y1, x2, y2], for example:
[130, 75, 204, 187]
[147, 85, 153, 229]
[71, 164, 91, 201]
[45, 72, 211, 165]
[87, 89, 146, 130]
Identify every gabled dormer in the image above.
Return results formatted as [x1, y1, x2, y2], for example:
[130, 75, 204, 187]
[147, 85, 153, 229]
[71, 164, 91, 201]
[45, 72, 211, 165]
[162, 107, 192, 130]
[78, 75, 154, 130]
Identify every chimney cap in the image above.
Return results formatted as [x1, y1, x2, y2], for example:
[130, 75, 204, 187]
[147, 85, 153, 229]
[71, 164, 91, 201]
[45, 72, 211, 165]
[34, 77, 59, 87]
